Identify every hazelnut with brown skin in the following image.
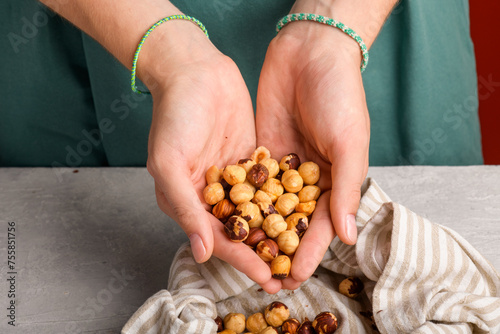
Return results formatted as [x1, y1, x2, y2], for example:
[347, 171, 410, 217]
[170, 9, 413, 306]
[223, 165, 247, 186]
[247, 163, 270, 187]
[235, 202, 264, 228]
[212, 199, 235, 222]
[295, 201, 316, 216]
[230, 183, 255, 205]
[282, 318, 301, 334]
[281, 170, 304, 193]
[244, 227, 267, 248]
[264, 301, 290, 327]
[251, 146, 271, 163]
[270, 255, 291, 280]
[297, 318, 314, 334]
[258, 202, 279, 218]
[312, 312, 338, 334]
[260, 158, 280, 178]
[214, 315, 224, 332]
[260, 178, 284, 203]
[262, 214, 287, 238]
[277, 230, 300, 255]
[255, 239, 279, 262]
[246, 312, 267, 333]
[275, 193, 300, 217]
[224, 216, 249, 243]
[298, 185, 321, 203]
[238, 158, 256, 174]
[203, 182, 225, 205]
[279, 153, 301, 171]
[223, 313, 246, 333]
[258, 327, 279, 334]
[285, 213, 309, 237]
[206, 165, 222, 184]
[339, 276, 364, 298]
[298, 162, 320, 185]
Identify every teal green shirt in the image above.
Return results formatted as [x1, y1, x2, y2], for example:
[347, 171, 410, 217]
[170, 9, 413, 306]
[0, 0, 483, 167]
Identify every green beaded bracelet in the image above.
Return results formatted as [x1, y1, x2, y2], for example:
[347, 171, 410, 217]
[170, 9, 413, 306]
[131, 15, 209, 94]
[276, 13, 369, 73]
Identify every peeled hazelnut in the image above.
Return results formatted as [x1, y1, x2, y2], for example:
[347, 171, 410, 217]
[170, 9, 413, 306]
[298, 162, 320, 185]
[282, 318, 301, 334]
[206, 165, 222, 184]
[223, 313, 246, 334]
[223, 165, 247, 186]
[260, 158, 280, 178]
[219, 330, 237, 334]
[255, 239, 279, 262]
[235, 202, 264, 228]
[257, 202, 279, 217]
[281, 170, 304, 193]
[224, 216, 249, 242]
[339, 276, 364, 298]
[215, 316, 224, 332]
[251, 146, 271, 163]
[246, 312, 267, 333]
[238, 158, 256, 174]
[286, 213, 309, 237]
[271, 255, 291, 280]
[275, 193, 299, 217]
[262, 214, 287, 238]
[243, 180, 257, 194]
[295, 201, 316, 216]
[258, 327, 279, 334]
[297, 318, 314, 334]
[260, 178, 284, 203]
[264, 301, 290, 327]
[252, 190, 272, 206]
[277, 230, 300, 255]
[247, 163, 270, 187]
[213, 199, 235, 222]
[230, 183, 255, 205]
[203, 182, 225, 205]
[312, 312, 338, 334]
[298, 185, 321, 203]
[244, 227, 267, 248]
[279, 153, 301, 171]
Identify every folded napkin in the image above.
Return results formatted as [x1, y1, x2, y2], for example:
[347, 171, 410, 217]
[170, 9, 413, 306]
[122, 179, 500, 334]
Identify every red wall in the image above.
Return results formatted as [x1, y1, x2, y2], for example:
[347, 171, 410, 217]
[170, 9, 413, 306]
[470, 2, 500, 165]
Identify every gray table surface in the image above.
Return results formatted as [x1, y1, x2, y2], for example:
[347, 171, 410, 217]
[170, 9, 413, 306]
[0, 166, 499, 334]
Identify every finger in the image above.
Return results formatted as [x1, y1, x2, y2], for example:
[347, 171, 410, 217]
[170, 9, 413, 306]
[290, 191, 335, 282]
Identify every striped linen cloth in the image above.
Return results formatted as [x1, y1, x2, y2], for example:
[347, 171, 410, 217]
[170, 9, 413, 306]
[122, 178, 500, 334]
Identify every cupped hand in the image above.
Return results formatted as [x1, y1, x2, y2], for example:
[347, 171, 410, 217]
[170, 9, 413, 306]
[256, 22, 370, 289]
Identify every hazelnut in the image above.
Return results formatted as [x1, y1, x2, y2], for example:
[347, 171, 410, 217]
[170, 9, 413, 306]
[298, 162, 320, 185]
[277, 230, 300, 255]
[247, 163, 269, 187]
[203, 182, 225, 205]
[275, 193, 299, 217]
[339, 276, 364, 298]
[260, 178, 284, 203]
[257, 202, 279, 217]
[230, 183, 255, 205]
[312, 312, 338, 334]
[212, 199, 235, 222]
[295, 201, 316, 216]
[251, 146, 271, 163]
[281, 170, 304, 193]
[297, 318, 314, 334]
[235, 202, 264, 228]
[219, 330, 237, 334]
[262, 214, 287, 238]
[271, 255, 291, 280]
[206, 165, 222, 184]
[264, 301, 290, 327]
[279, 153, 301, 171]
[255, 239, 279, 262]
[224, 216, 249, 242]
[246, 312, 267, 333]
[298, 185, 321, 203]
[244, 227, 267, 248]
[258, 327, 279, 334]
[223, 313, 246, 334]
[223, 165, 247, 186]
[282, 318, 301, 334]
[215, 315, 224, 332]
[260, 158, 280, 178]
[243, 180, 257, 194]
[285, 213, 309, 237]
[238, 158, 256, 174]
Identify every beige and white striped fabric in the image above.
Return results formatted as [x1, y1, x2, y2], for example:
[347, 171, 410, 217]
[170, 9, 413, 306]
[122, 179, 500, 334]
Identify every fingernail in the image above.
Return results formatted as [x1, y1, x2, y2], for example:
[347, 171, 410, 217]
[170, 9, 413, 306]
[189, 233, 206, 263]
[345, 214, 358, 244]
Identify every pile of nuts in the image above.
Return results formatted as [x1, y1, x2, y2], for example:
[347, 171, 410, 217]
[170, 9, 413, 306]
[203, 147, 322, 279]
[214, 301, 338, 334]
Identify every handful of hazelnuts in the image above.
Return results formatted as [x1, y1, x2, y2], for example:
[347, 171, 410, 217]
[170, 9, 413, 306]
[215, 301, 338, 334]
[203, 147, 322, 280]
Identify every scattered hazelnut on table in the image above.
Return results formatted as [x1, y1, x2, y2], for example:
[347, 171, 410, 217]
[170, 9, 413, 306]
[223, 165, 247, 186]
[281, 170, 304, 193]
[203, 182, 225, 205]
[256, 239, 279, 262]
[339, 276, 364, 298]
[271, 255, 291, 280]
[244, 228, 267, 248]
[262, 214, 287, 238]
[230, 183, 255, 205]
[235, 202, 264, 228]
[251, 146, 271, 163]
[279, 153, 301, 171]
[298, 162, 320, 185]
[206, 165, 222, 184]
[264, 301, 290, 327]
[275, 193, 299, 217]
[224, 216, 249, 243]
[245, 312, 268, 333]
[285, 213, 308, 238]
[212, 199, 235, 222]
[247, 163, 270, 187]
[223, 313, 246, 334]
[260, 158, 280, 178]
[277, 230, 300, 256]
[312, 312, 338, 334]
[297, 318, 314, 334]
[282, 318, 301, 334]
[214, 315, 224, 332]
[298, 185, 321, 203]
